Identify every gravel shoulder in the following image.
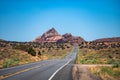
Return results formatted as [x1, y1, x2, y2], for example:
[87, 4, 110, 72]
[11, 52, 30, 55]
[72, 64, 112, 80]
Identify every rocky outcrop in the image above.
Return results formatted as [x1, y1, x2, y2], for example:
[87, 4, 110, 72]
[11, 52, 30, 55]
[34, 28, 63, 42]
[57, 33, 85, 43]
[34, 28, 85, 43]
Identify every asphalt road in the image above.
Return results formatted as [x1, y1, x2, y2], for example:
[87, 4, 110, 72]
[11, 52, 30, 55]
[0, 45, 78, 80]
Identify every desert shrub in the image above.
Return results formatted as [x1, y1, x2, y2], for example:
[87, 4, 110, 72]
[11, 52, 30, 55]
[101, 67, 120, 77]
[112, 61, 120, 68]
[38, 51, 41, 56]
[66, 45, 70, 48]
[90, 66, 120, 80]
[107, 59, 115, 64]
[79, 58, 99, 64]
[42, 50, 45, 53]
[86, 58, 98, 64]
[3, 58, 20, 68]
[14, 44, 29, 51]
[27, 47, 36, 56]
[61, 46, 65, 50]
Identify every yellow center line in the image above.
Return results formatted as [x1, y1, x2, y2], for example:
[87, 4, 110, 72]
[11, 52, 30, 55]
[0, 64, 46, 79]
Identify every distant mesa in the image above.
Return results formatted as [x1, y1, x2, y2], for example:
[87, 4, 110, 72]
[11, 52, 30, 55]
[34, 28, 85, 43]
[93, 37, 120, 42]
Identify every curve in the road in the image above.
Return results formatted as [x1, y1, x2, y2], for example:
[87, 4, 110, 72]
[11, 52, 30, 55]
[0, 45, 78, 80]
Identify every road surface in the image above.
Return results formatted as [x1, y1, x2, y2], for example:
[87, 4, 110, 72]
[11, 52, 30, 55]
[0, 45, 78, 80]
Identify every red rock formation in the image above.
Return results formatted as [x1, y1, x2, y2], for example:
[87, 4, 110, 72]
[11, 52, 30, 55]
[34, 28, 62, 42]
[34, 28, 85, 43]
[60, 33, 85, 43]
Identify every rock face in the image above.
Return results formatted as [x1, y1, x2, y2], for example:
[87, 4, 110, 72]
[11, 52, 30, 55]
[34, 28, 62, 42]
[93, 37, 120, 42]
[34, 28, 85, 43]
[58, 33, 85, 43]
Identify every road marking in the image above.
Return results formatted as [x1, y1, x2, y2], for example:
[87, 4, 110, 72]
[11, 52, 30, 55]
[48, 59, 72, 80]
[0, 63, 50, 80]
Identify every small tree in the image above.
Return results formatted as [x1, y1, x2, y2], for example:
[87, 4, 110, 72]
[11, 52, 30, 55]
[27, 47, 36, 56]
[38, 51, 41, 56]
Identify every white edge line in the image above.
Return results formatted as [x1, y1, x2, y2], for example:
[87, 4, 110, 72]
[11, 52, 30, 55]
[48, 59, 72, 80]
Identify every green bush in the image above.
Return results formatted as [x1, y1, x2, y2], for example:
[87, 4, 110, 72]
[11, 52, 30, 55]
[3, 58, 20, 68]
[27, 47, 36, 56]
[101, 67, 120, 77]
[38, 51, 41, 56]
[112, 61, 120, 68]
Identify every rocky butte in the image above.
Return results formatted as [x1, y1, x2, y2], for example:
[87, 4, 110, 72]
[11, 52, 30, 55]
[34, 28, 85, 43]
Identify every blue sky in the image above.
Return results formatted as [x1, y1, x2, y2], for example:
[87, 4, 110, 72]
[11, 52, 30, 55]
[0, 0, 120, 41]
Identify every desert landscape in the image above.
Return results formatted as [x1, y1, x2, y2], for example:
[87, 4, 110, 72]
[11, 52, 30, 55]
[0, 0, 120, 80]
[0, 28, 120, 80]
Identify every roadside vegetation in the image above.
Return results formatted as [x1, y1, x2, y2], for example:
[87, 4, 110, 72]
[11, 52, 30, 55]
[76, 48, 120, 64]
[90, 66, 120, 80]
[0, 48, 40, 68]
[75, 42, 120, 80]
[0, 41, 73, 68]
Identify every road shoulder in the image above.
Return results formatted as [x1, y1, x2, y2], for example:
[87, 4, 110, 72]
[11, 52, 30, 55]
[72, 64, 102, 80]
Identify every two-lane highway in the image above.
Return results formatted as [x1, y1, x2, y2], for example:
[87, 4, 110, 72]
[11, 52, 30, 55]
[0, 45, 78, 80]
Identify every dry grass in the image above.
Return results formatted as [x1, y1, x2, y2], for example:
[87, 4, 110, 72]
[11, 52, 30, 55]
[47, 47, 72, 59]
[0, 43, 73, 68]
[76, 48, 120, 64]
[0, 48, 41, 68]
[75, 47, 120, 80]
[89, 66, 120, 80]
[36, 43, 73, 59]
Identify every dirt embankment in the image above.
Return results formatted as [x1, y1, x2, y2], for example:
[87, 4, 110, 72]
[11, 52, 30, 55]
[72, 65, 102, 80]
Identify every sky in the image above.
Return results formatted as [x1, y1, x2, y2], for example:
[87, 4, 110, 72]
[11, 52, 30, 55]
[0, 0, 120, 42]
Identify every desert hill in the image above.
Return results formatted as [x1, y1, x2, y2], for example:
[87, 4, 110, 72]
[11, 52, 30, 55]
[93, 37, 120, 42]
[34, 28, 85, 43]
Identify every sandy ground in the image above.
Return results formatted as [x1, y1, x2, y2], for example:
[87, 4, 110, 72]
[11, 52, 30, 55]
[72, 64, 112, 80]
